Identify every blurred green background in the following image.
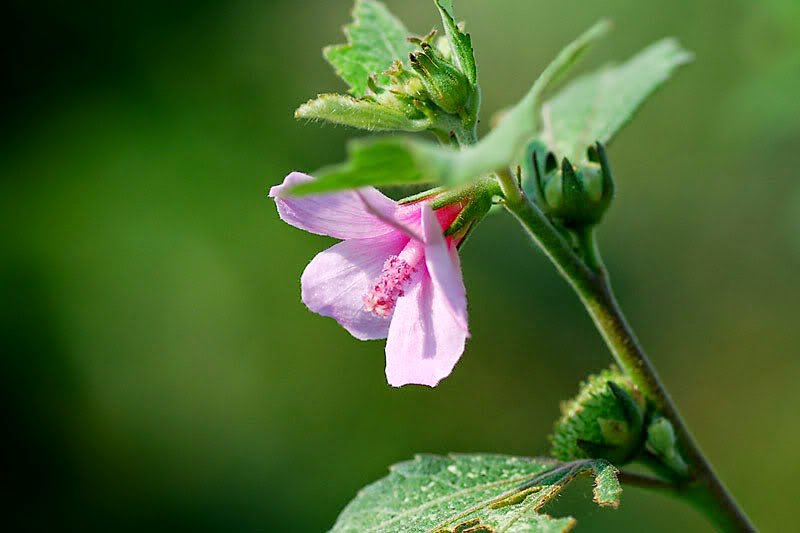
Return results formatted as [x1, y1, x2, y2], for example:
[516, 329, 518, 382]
[3, 0, 799, 530]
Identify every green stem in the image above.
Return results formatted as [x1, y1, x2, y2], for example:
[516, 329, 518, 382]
[454, 120, 478, 147]
[497, 171, 755, 532]
[574, 226, 604, 274]
[496, 169, 596, 294]
[433, 113, 478, 148]
[617, 471, 677, 493]
[619, 471, 742, 532]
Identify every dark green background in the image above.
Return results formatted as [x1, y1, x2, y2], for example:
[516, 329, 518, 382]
[3, 0, 798, 530]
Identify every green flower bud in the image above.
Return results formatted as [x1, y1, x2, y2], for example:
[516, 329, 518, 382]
[409, 43, 472, 115]
[646, 417, 689, 478]
[550, 367, 646, 464]
[646, 417, 676, 452]
[533, 142, 615, 228]
[294, 59, 434, 133]
[382, 61, 426, 100]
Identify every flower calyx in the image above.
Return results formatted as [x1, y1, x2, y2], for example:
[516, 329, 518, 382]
[409, 39, 474, 118]
[399, 179, 499, 246]
[550, 367, 647, 465]
[533, 142, 615, 229]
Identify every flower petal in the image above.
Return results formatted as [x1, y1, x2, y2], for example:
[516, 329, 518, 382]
[420, 204, 469, 331]
[384, 265, 469, 387]
[270, 172, 400, 239]
[301, 233, 408, 340]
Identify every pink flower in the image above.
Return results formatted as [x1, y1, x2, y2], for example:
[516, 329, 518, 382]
[270, 172, 470, 387]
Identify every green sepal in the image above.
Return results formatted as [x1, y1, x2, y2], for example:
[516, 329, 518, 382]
[529, 148, 548, 204]
[433, 0, 478, 86]
[560, 157, 585, 212]
[397, 186, 446, 205]
[588, 141, 616, 203]
[544, 151, 558, 173]
[608, 380, 644, 431]
[444, 192, 492, 238]
[397, 178, 498, 244]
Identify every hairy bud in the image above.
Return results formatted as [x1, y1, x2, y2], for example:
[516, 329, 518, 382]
[550, 367, 646, 464]
[409, 43, 473, 115]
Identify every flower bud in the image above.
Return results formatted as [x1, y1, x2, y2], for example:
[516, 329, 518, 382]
[550, 367, 646, 464]
[646, 417, 689, 478]
[381, 61, 426, 100]
[367, 65, 429, 120]
[409, 43, 472, 115]
[533, 142, 615, 228]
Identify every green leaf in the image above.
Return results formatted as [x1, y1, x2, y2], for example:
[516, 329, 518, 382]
[289, 138, 437, 195]
[291, 21, 610, 195]
[324, 0, 418, 97]
[296, 94, 430, 132]
[434, 0, 477, 86]
[538, 38, 693, 161]
[591, 461, 623, 508]
[330, 454, 621, 532]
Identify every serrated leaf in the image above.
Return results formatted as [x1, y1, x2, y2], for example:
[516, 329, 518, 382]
[434, 0, 477, 86]
[539, 38, 693, 161]
[324, 0, 418, 97]
[330, 454, 620, 532]
[296, 94, 430, 132]
[291, 21, 609, 195]
[591, 461, 622, 508]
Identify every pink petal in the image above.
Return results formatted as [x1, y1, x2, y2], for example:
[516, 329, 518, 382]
[420, 205, 469, 331]
[301, 234, 408, 340]
[270, 172, 401, 239]
[384, 264, 469, 387]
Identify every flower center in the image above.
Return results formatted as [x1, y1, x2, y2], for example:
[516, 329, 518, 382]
[363, 239, 425, 318]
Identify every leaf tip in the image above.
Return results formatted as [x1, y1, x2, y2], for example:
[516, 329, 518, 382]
[591, 18, 614, 39]
[591, 461, 623, 508]
[561, 516, 578, 532]
[658, 37, 695, 64]
[294, 94, 339, 121]
[294, 100, 313, 120]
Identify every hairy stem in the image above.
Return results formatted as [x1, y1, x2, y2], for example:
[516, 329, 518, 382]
[498, 172, 755, 532]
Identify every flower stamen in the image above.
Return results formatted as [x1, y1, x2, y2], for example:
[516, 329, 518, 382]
[363, 256, 417, 318]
